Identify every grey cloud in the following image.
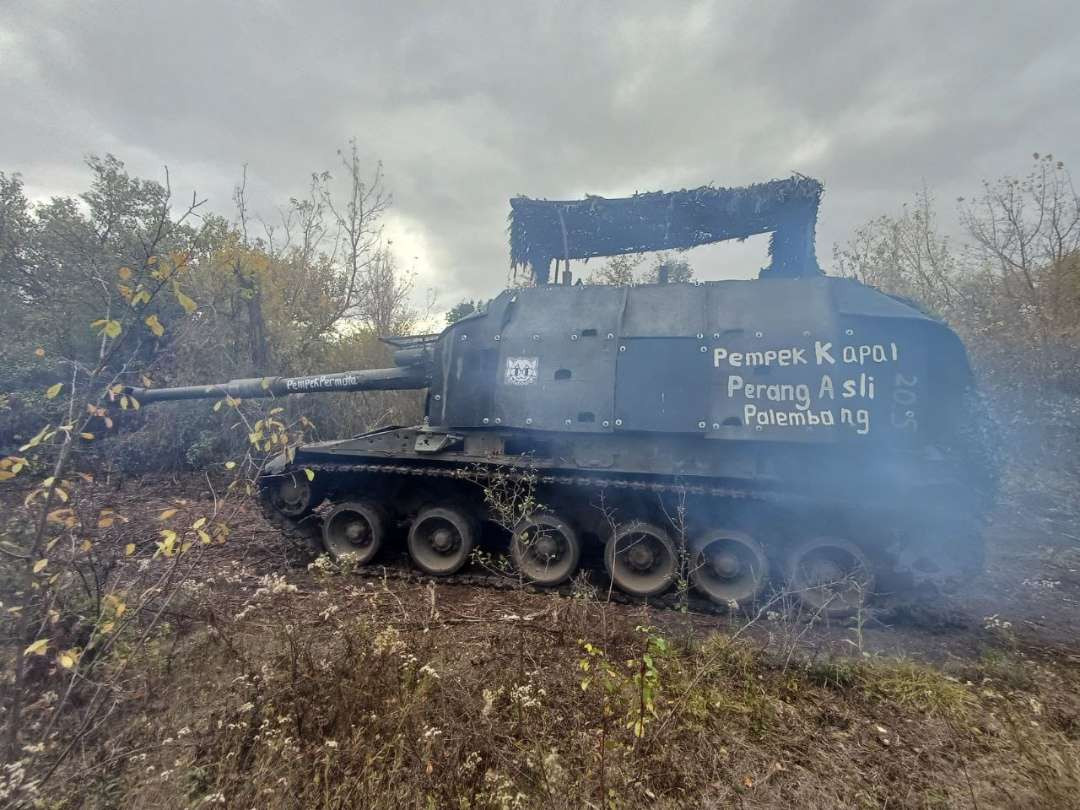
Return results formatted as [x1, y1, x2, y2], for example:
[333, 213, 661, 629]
[2, 0, 1078, 308]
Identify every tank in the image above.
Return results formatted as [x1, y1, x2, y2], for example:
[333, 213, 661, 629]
[126, 178, 990, 613]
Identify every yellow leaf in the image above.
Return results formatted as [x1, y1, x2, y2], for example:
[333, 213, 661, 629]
[100, 621, 115, 634]
[80, 539, 92, 552]
[175, 287, 197, 315]
[144, 314, 165, 337]
[224, 461, 236, 470]
[80, 432, 95, 441]
[158, 508, 178, 521]
[92, 319, 122, 339]
[33, 559, 47, 573]
[24, 638, 49, 656]
[45, 383, 63, 399]
[180, 541, 193, 553]
[147, 255, 158, 265]
[104, 416, 114, 429]
[99, 517, 115, 528]
[197, 530, 211, 544]
[34, 347, 45, 357]
[140, 375, 152, 387]
[304, 468, 315, 482]
[58, 651, 77, 669]
[120, 396, 129, 410]
[19, 423, 51, 452]
[0, 471, 14, 481]
[124, 543, 135, 556]
[192, 517, 207, 529]
[55, 487, 68, 503]
[117, 266, 133, 280]
[130, 395, 140, 410]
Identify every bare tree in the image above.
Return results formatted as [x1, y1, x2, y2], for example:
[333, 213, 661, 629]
[960, 154, 1080, 371]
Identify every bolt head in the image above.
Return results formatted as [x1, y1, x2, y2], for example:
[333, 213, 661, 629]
[525, 417, 533, 425]
[570, 333, 579, 341]
[698, 421, 707, 429]
[619, 345, 626, 352]
[460, 334, 468, 341]
[494, 334, 501, 341]
[564, 418, 572, 425]
[614, 419, 623, 426]
[713, 333, 720, 339]
[755, 331, 763, 338]
[433, 394, 442, 401]
[606, 332, 615, 339]
[700, 346, 707, 353]
[712, 423, 720, 430]
[602, 420, 610, 427]
[482, 417, 489, 424]
[696, 333, 704, 340]
[845, 328, 854, 336]
[532, 334, 541, 341]
[494, 417, 501, 424]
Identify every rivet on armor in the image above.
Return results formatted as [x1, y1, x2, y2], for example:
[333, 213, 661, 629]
[846, 328, 855, 336]
[697, 421, 706, 429]
[482, 417, 489, 424]
[525, 417, 533, 425]
[614, 419, 623, 426]
[570, 333, 579, 341]
[700, 346, 707, 353]
[602, 420, 610, 427]
[619, 345, 626, 352]
[494, 334, 501, 341]
[494, 417, 501, 424]
[755, 331, 763, 338]
[606, 332, 615, 339]
[712, 423, 720, 430]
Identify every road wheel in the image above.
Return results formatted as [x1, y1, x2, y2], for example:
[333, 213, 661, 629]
[605, 521, 678, 597]
[690, 529, 769, 606]
[407, 505, 477, 576]
[511, 511, 581, 586]
[322, 501, 387, 565]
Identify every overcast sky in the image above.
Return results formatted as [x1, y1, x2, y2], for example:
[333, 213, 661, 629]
[3, 1, 1078, 319]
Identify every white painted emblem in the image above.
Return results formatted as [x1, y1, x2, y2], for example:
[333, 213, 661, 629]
[505, 356, 539, 385]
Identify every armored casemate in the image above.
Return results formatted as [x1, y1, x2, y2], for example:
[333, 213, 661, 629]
[128, 178, 989, 612]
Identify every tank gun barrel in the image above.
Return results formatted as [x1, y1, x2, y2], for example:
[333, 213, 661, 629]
[126, 365, 429, 405]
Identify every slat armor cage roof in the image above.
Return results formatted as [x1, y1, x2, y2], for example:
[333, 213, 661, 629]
[509, 175, 824, 284]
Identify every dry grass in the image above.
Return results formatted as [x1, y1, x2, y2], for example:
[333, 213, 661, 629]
[25, 559, 1074, 810]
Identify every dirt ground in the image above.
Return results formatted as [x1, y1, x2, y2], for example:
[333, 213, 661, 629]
[7, 470, 1080, 808]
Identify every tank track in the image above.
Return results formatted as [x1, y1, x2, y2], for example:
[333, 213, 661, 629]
[257, 461, 849, 617]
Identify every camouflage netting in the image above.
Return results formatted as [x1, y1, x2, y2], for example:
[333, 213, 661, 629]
[509, 175, 824, 284]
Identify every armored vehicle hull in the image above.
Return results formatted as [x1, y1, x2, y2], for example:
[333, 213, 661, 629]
[236, 277, 987, 612]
